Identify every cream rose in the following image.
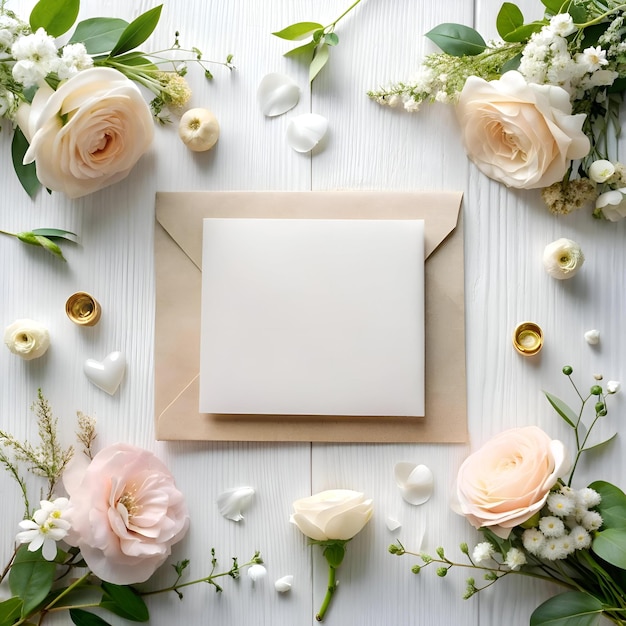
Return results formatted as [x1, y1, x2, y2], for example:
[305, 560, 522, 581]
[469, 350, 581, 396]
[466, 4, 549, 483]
[63, 443, 189, 585]
[456, 70, 589, 189]
[20, 67, 154, 199]
[4, 318, 50, 360]
[456, 426, 569, 538]
[290, 489, 373, 541]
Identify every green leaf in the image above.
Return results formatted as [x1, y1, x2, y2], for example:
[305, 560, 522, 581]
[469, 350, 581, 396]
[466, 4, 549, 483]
[309, 43, 329, 82]
[322, 542, 347, 568]
[106, 52, 157, 71]
[589, 481, 626, 529]
[496, 3, 524, 39]
[425, 23, 487, 57]
[540, 0, 565, 15]
[324, 32, 339, 46]
[68, 17, 129, 54]
[284, 40, 316, 59]
[501, 52, 522, 72]
[582, 431, 617, 452]
[0, 597, 23, 626]
[544, 392, 578, 428]
[110, 5, 162, 57]
[70, 609, 112, 626]
[100, 582, 149, 622]
[272, 21, 324, 41]
[568, 2, 587, 24]
[11, 128, 40, 198]
[592, 528, 626, 569]
[29, 0, 79, 37]
[30, 228, 78, 242]
[530, 591, 604, 626]
[8, 545, 57, 618]
[502, 21, 544, 42]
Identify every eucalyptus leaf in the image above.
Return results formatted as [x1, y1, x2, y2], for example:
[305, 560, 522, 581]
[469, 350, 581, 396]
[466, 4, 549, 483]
[309, 43, 330, 82]
[501, 52, 522, 72]
[530, 591, 604, 626]
[11, 128, 40, 198]
[588, 480, 626, 529]
[110, 5, 163, 57]
[0, 597, 23, 626]
[70, 609, 112, 626]
[272, 21, 324, 41]
[544, 392, 578, 428]
[540, 0, 565, 15]
[284, 40, 316, 59]
[502, 21, 544, 42]
[496, 2, 524, 39]
[592, 528, 626, 569]
[582, 431, 617, 452]
[68, 17, 128, 54]
[8, 545, 56, 618]
[99, 582, 149, 622]
[425, 23, 487, 57]
[29, 0, 79, 37]
[30, 228, 79, 242]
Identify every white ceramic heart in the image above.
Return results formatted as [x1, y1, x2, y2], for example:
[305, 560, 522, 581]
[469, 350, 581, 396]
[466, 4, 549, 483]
[394, 462, 434, 505]
[83, 351, 126, 395]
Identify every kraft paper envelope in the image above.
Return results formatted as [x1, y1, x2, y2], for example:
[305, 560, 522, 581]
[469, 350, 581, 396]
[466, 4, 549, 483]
[154, 191, 467, 443]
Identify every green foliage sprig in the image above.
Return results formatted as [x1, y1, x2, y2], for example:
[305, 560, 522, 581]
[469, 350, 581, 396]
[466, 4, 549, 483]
[0, 227, 77, 262]
[272, 0, 364, 82]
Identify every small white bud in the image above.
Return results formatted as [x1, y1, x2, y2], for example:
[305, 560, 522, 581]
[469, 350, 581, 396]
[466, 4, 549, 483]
[607, 381, 621, 394]
[178, 107, 220, 152]
[274, 575, 294, 592]
[584, 329, 600, 345]
[248, 564, 267, 582]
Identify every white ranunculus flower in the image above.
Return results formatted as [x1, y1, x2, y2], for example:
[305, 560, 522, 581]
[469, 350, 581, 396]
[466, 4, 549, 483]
[456, 71, 590, 189]
[20, 67, 154, 199]
[290, 489, 373, 541]
[542, 238, 585, 279]
[596, 188, 626, 221]
[4, 318, 50, 360]
[588, 159, 615, 183]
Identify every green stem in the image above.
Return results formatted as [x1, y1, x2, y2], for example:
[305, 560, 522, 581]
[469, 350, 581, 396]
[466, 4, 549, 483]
[42, 572, 91, 612]
[0, 229, 17, 238]
[328, 0, 363, 29]
[576, 2, 626, 27]
[315, 563, 337, 622]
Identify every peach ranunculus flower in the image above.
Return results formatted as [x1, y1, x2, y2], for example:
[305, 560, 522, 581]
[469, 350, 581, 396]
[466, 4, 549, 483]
[63, 443, 189, 585]
[455, 426, 569, 539]
[456, 70, 590, 189]
[19, 67, 154, 199]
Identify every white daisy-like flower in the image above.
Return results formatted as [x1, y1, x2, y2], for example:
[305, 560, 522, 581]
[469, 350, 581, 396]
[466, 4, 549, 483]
[540, 539, 569, 561]
[16, 498, 71, 561]
[547, 492, 577, 518]
[504, 547, 527, 571]
[522, 528, 545, 555]
[577, 46, 609, 72]
[580, 510, 603, 531]
[471, 541, 495, 564]
[576, 488, 602, 509]
[570, 525, 592, 550]
[548, 14, 577, 37]
[539, 516, 566, 538]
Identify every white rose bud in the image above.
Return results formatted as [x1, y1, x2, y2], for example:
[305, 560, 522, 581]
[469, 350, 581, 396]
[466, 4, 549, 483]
[178, 107, 220, 152]
[4, 318, 50, 360]
[542, 238, 584, 280]
[588, 159, 615, 183]
[290, 489, 373, 541]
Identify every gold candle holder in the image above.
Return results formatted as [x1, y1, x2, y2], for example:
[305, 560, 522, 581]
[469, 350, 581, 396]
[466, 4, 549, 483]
[65, 292, 101, 327]
[513, 322, 543, 356]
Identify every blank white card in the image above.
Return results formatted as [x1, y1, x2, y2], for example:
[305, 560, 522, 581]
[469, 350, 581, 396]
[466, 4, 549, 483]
[199, 218, 424, 416]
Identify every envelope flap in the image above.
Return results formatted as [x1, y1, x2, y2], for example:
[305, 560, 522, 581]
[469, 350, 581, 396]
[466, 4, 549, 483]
[155, 191, 463, 265]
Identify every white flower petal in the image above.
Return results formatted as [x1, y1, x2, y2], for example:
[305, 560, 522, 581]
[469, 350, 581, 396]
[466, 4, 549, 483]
[274, 574, 294, 592]
[286, 113, 328, 152]
[217, 486, 255, 521]
[385, 515, 402, 531]
[394, 462, 434, 505]
[257, 73, 301, 117]
[584, 329, 600, 345]
[248, 564, 267, 582]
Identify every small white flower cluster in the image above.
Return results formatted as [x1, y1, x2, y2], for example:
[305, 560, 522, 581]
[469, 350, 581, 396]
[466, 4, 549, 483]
[472, 541, 528, 571]
[15, 497, 72, 561]
[519, 14, 617, 100]
[11, 27, 92, 88]
[0, 11, 29, 55]
[521, 486, 602, 561]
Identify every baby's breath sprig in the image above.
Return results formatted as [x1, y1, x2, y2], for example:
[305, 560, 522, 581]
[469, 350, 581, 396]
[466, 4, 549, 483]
[76, 411, 97, 460]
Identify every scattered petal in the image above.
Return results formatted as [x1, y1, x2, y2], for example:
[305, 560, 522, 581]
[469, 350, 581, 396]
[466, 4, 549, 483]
[286, 113, 328, 152]
[248, 563, 267, 582]
[385, 515, 402, 531]
[394, 462, 434, 505]
[274, 574, 294, 592]
[257, 73, 301, 117]
[584, 329, 600, 345]
[217, 486, 255, 521]
[607, 381, 621, 394]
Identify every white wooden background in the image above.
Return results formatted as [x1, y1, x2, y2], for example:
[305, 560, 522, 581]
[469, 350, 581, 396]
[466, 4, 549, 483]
[1, 0, 625, 624]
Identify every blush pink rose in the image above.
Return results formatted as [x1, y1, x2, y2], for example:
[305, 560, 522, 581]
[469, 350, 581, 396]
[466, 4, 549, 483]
[455, 426, 569, 538]
[63, 443, 189, 584]
[456, 70, 590, 189]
